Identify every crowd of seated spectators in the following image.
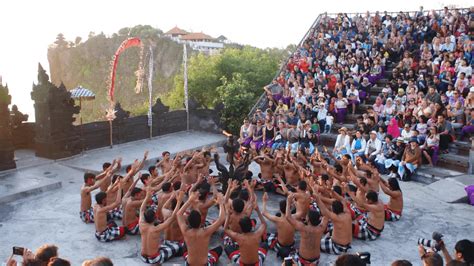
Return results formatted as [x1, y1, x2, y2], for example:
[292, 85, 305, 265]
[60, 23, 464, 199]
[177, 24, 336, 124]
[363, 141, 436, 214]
[245, 6, 473, 180]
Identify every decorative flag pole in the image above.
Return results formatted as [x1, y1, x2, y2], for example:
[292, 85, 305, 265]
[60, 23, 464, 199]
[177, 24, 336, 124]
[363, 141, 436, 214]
[106, 37, 144, 148]
[183, 43, 189, 131]
[106, 107, 116, 148]
[148, 46, 154, 139]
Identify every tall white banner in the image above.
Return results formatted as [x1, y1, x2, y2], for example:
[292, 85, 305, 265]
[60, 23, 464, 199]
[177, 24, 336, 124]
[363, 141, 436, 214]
[183, 44, 189, 130]
[148, 46, 154, 128]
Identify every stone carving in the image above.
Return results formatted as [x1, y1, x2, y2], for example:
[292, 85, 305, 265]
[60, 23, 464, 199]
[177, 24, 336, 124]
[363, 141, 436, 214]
[31, 64, 81, 159]
[10, 105, 29, 129]
[151, 98, 169, 115]
[0, 83, 16, 170]
[114, 102, 130, 122]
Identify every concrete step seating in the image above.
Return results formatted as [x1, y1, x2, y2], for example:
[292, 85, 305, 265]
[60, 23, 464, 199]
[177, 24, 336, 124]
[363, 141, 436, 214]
[319, 62, 471, 173]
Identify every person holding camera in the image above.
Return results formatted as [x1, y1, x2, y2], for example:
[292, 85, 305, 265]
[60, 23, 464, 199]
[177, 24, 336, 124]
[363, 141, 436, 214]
[417, 232, 474, 265]
[438, 238, 474, 266]
[6, 244, 65, 266]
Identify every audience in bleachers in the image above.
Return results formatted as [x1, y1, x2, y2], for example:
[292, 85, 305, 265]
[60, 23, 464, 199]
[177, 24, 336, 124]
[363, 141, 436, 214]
[253, 7, 473, 179]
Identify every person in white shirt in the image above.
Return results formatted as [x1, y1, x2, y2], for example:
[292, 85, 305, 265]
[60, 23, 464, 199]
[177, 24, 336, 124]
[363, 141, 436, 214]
[441, 37, 455, 52]
[325, 113, 334, 133]
[400, 124, 412, 142]
[294, 89, 307, 107]
[454, 73, 469, 94]
[325, 51, 337, 66]
[350, 130, 366, 163]
[365, 131, 382, 162]
[317, 102, 328, 131]
[333, 127, 350, 159]
[456, 59, 472, 78]
[347, 84, 360, 115]
[334, 91, 349, 124]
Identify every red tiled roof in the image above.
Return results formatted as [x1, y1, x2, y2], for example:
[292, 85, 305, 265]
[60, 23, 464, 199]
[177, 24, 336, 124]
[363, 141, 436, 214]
[165, 26, 188, 36]
[180, 32, 214, 41]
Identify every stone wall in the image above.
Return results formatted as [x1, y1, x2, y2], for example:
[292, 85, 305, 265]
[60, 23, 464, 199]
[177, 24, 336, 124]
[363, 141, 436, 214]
[79, 109, 220, 151]
[0, 84, 16, 170]
[15, 65, 222, 160]
[31, 64, 81, 159]
[12, 123, 35, 149]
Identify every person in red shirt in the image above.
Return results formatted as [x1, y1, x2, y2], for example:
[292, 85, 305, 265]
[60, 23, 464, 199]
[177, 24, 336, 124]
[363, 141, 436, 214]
[287, 58, 296, 73]
[299, 58, 310, 74]
[277, 73, 286, 87]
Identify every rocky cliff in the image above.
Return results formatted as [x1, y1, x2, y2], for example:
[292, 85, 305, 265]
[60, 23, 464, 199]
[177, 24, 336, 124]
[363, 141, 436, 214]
[47, 25, 186, 123]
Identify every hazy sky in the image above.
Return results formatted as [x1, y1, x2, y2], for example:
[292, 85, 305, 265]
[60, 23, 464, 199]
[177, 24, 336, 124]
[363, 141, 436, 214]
[0, 0, 471, 120]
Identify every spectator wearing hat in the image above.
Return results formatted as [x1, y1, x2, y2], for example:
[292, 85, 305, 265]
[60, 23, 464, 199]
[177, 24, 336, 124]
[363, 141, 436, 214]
[333, 127, 350, 159]
[398, 137, 421, 181]
[364, 131, 382, 162]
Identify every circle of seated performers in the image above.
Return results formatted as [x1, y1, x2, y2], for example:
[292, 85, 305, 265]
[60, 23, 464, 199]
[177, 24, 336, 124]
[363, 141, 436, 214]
[78, 143, 407, 265]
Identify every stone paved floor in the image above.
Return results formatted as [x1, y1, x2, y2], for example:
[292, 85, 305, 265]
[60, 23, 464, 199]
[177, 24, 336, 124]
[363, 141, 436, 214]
[0, 133, 473, 266]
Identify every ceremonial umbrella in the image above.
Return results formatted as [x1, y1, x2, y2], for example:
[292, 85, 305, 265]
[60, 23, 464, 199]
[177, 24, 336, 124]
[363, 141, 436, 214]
[70, 86, 95, 126]
[70, 86, 95, 151]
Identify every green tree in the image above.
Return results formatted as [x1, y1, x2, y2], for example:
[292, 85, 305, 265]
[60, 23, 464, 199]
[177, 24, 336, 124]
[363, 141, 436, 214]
[163, 45, 289, 132]
[216, 74, 255, 134]
[164, 46, 283, 110]
[164, 52, 220, 108]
